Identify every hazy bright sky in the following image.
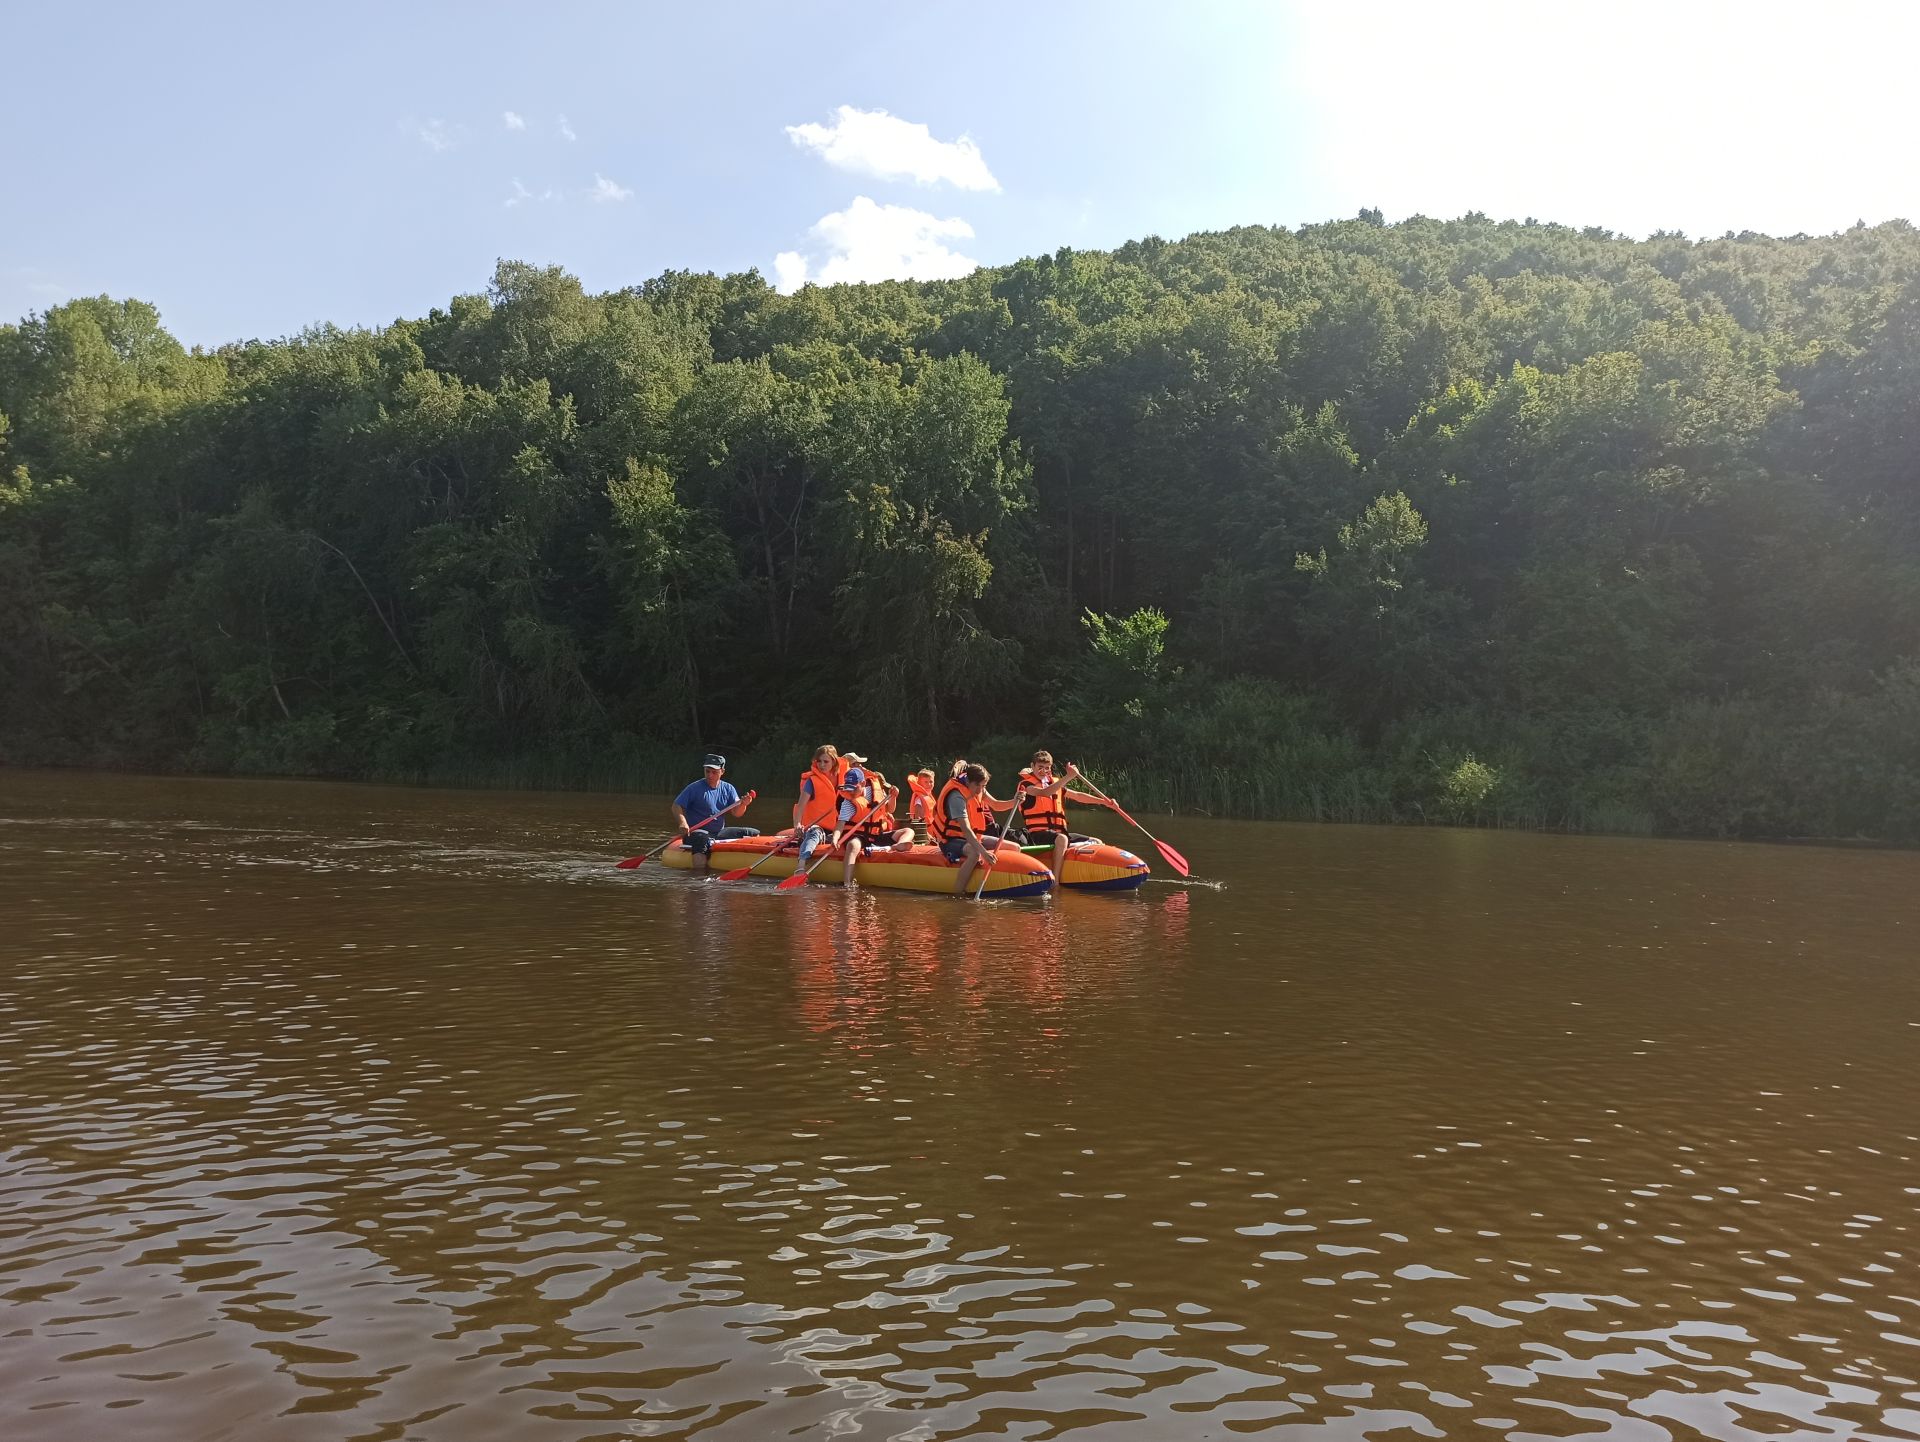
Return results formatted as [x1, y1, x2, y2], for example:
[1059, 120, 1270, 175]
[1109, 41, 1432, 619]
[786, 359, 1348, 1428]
[5, 1, 1914, 347]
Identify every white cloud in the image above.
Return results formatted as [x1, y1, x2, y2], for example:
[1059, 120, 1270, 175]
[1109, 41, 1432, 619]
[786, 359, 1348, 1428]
[785, 105, 999, 191]
[590, 172, 633, 203]
[5, 266, 68, 307]
[413, 117, 458, 152]
[503, 110, 526, 131]
[772, 251, 810, 295]
[558, 113, 577, 142]
[773, 195, 979, 292]
[505, 178, 560, 208]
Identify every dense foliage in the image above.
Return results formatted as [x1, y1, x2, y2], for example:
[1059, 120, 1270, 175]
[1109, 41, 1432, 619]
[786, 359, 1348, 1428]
[5, 214, 1919, 839]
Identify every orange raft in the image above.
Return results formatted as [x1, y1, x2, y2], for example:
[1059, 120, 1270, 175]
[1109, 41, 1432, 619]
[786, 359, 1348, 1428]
[661, 833, 1055, 898]
[1044, 839, 1151, 892]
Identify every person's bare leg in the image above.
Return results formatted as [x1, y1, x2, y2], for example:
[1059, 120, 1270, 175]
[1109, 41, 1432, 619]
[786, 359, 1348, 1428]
[954, 841, 981, 895]
[842, 837, 862, 886]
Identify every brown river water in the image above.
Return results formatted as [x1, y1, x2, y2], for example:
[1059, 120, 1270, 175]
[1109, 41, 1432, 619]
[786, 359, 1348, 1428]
[3, 769, 1919, 1441]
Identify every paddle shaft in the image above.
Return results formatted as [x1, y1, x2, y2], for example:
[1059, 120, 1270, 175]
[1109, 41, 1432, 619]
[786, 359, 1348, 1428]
[781, 798, 883, 889]
[972, 785, 1027, 900]
[718, 833, 798, 882]
[1074, 773, 1192, 878]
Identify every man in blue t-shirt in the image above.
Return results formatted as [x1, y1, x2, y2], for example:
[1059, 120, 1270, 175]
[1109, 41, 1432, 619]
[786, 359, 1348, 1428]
[672, 755, 758, 873]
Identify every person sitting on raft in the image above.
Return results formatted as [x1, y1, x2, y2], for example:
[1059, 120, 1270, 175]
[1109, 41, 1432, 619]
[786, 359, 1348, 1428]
[792, 744, 849, 878]
[672, 754, 758, 874]
[931, 763, 1025, 897]
[833, 751, 880, 886]
[848, 762, 915, 864]
[954, 757, 1024, 836]
[1017, 750, 1113, 877]
[906, 766, 936, 831]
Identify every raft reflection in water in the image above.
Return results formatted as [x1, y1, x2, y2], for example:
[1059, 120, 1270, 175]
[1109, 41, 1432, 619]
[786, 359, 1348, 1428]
[778, 882, 1191, 1075]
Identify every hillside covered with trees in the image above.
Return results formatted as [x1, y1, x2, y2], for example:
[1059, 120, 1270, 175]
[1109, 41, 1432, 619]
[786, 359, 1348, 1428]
[4, 213, 1918, 838]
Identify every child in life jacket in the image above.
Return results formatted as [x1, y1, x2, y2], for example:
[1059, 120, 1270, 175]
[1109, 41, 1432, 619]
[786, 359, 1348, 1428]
[1015, 750, 1114, 878]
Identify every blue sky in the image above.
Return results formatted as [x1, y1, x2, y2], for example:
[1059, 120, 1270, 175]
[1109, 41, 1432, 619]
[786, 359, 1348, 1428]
[5, 1, 1914, 348]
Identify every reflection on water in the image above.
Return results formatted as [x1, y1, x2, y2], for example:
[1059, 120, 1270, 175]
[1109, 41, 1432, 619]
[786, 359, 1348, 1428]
[3, 770, 1920, 1440]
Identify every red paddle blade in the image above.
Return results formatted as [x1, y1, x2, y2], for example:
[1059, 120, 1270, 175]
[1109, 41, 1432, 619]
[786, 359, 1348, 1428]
[615, 855, 646, 869]
[1105, 800, 1193, 877]
[717, 865, 755, 882]
[1151, 838, 1192, 877]
[776, 868, 812, 890]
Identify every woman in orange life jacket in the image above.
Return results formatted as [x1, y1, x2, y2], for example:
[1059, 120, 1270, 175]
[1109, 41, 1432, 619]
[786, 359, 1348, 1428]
[841, 757, 914, 880]
[1017, 750, 1114, 878]
[792, 745, 848, 873]
[931, 762, 1026, 897]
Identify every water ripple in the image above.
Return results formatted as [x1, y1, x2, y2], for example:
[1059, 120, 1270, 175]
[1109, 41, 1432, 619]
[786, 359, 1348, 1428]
[4, 772, 1920, 1439]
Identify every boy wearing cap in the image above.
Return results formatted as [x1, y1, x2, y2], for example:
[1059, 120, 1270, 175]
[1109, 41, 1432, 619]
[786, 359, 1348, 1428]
[672, 755, 758, 874]
[831, 751, 875, 885]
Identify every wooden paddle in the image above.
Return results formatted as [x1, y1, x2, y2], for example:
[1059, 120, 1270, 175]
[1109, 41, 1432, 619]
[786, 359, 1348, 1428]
[1074, 773, 1192, 878]
[615, 789, 757, 869]
[777, 798, 882, 890]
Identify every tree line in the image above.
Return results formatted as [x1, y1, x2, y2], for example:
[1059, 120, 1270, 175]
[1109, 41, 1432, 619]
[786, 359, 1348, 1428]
[4, 212, 1918, 839]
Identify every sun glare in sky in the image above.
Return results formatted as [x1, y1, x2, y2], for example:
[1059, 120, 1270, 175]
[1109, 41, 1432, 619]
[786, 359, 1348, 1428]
[2, 1, 1914, 342]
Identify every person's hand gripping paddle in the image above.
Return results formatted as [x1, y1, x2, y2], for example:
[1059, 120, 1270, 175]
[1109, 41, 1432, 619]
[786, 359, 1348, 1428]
[972, 785, 1028, 900]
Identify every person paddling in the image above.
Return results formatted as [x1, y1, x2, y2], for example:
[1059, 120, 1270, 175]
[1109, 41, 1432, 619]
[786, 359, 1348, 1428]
[949, 757, 1023, 838]
[792, 745, 849, 877]
[834, 751, 877, 886]
[931, 763, 1022, 897]
[672, 754, 758, 874]
[1017, 750, 1113, 878]
[851, 762, 914, 858]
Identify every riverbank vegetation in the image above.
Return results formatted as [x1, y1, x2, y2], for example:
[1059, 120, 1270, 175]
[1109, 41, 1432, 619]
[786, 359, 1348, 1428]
[4, 213, 1918, 839]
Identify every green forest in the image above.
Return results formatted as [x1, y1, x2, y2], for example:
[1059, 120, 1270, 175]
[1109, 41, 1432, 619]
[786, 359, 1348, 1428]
[4, 213, 1918, 839]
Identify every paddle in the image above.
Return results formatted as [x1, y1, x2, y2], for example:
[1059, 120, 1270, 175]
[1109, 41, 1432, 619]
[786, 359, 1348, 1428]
[616, 789, 757, 869]
[716, 827, 798, 884]
[971, 785, 1028, 900]
[1074, 773, 1192, 878]
[777, 798, 881, 891]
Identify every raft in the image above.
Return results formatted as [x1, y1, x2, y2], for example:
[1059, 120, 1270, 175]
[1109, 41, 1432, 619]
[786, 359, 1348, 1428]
[1046, 839, 1151, 892]
[661, 833, 1054, 898]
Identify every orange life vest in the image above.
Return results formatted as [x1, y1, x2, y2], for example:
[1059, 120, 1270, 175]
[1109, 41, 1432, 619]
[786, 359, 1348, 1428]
[1018, 768, 1068, 836]
[907, 774, 933, 824]
[796, 764, 842, 830]
[857, 770, 895, 839]
[931, 777, 991, 842]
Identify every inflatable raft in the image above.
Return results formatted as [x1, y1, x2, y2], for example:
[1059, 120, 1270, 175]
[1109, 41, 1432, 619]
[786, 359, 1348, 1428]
[661, 833, 1054, 898]
[1043, 839, 1151, 892]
